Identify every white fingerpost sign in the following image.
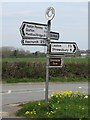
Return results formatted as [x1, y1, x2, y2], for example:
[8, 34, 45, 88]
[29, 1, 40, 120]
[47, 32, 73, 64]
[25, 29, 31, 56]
[21, 39, 46, 46]
[20, 21, 59, 40]
[20, 22, 47, 39]
[50, 42, 77, 54]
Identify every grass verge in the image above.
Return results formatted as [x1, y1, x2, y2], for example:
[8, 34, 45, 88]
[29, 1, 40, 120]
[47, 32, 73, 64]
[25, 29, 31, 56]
[2, 77, 88, 83]
[16, 90, 88, 119]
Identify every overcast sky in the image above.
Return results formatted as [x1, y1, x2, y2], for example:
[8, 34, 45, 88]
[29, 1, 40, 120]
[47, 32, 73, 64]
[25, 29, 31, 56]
[2, 2, 88, 52]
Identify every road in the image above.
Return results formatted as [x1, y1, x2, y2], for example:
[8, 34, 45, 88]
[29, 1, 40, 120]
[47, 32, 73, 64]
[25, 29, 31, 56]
[0, 82, 88, 118]
[1, 82, 88, 105]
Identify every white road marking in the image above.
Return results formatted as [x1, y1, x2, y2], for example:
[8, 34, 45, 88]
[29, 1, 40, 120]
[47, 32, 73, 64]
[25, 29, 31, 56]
[2, 85, 88, 95]
[8, 90, 11, 94]
[78, 86, 82, 89]
[2, 88, 53, 95]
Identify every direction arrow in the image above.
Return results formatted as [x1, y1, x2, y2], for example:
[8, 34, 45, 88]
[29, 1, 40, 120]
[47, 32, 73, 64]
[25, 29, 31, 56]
[21, 39, 46, 46]
[50, 42, 77, 54]
[20, 21, 59, 40]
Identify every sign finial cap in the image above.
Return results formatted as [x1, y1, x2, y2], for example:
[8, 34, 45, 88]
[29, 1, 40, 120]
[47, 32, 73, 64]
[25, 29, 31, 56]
[45, 7, 55, 20]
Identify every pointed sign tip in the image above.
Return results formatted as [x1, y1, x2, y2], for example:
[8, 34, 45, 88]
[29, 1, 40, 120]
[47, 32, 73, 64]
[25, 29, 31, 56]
[73, 44, 77, 53]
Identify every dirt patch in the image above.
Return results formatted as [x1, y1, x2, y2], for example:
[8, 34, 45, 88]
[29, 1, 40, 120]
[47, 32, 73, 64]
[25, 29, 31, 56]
[2, 103, 22, 118]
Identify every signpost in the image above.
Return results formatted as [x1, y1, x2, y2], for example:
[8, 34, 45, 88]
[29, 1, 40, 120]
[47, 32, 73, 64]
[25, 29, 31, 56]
[20, 6, 78, 107]
[50, 42, 77, 54]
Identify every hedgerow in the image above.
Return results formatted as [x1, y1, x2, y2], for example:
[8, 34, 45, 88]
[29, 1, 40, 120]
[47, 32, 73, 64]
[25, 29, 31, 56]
[2, 62, 88, 79]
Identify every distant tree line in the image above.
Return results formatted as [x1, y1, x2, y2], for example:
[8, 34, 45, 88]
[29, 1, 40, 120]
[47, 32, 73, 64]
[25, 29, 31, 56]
[1, 46, 46, 58]
[1, 46, 90, 58]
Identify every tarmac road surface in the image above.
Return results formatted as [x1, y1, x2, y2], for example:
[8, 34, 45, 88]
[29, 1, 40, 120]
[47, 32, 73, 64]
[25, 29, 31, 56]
[1, 82, 88, 105]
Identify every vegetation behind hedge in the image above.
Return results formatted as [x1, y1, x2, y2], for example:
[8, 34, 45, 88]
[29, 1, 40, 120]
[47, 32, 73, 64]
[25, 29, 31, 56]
[2, 62, 88, 79]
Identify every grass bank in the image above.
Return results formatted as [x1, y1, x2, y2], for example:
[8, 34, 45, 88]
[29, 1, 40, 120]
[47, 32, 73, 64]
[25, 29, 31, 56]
[16, 90, 88, 119]
[2, 77, 88, 83]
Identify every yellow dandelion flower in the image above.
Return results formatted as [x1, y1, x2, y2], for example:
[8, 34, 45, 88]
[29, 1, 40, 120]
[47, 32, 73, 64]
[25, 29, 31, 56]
[82, 107, 84, 110]
[84, 95, 88, 99]
[62, 91, 68, 96]
[68, 91, 72, 96]
[48, 112, 51, 115]
[57, 101, 59, 103]
[51, 92, 55, 95]
[46, 112, 49, 115]
[30, 111, 33, 114]
[25, 111, 30, 115]
[50, 111, 53, 113]
[34, 112, 36, 115]
[51, 94, 54, 97]
[38, 102, 41, 106]
[79, 119, 82, 120]
[61, 91, 64, 96]
[55, 91, 59, 95]
[75, 90, 79, 95]
[60, 95, 62, 98]
[56, 95, 58, 98]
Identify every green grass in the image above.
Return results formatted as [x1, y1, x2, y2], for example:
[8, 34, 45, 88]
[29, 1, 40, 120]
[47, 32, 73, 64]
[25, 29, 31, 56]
[0, 58, 2, 62]
[64, 57, 88, 63]
[2, 78, 45, 83]
[16, 91, 89, 119]
[2, 77, 88, 83]
[2, 57, 89, 63]
[49, 77, 88, 82]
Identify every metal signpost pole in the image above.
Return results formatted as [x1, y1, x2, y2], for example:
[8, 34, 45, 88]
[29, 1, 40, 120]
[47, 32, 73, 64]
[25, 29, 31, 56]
[45, 7, 55, 107]
[45, 20, 51, 107]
